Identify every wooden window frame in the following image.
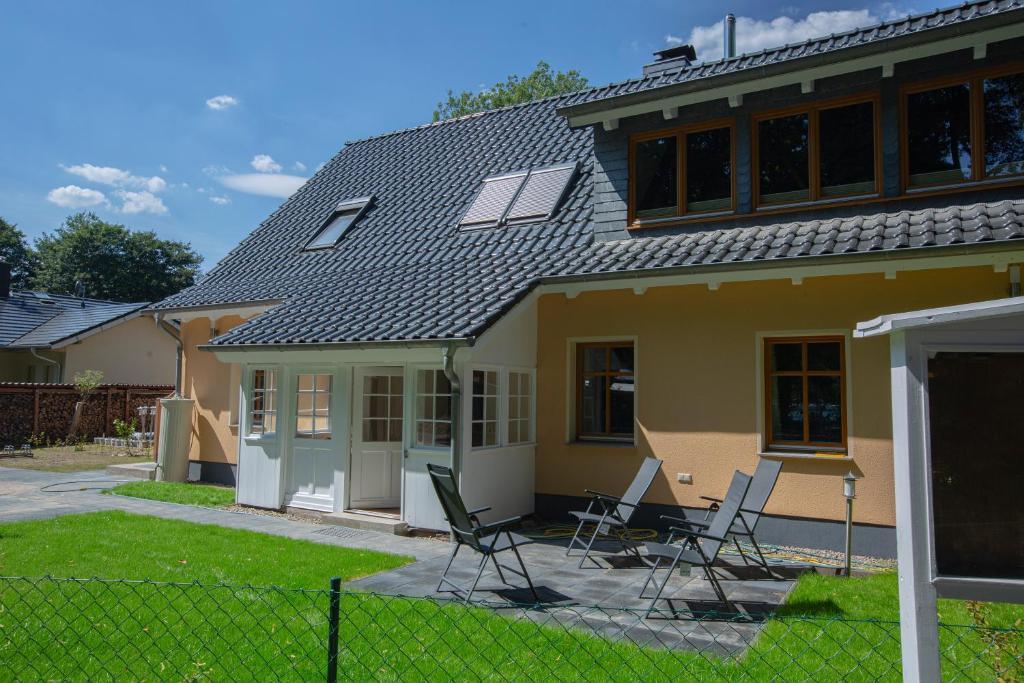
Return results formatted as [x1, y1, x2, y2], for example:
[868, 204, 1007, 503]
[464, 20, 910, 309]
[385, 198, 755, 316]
[763, 336, 847, 451]
[752, 92, 882, 211]
[627, 118, 737, 227]
[900, 63, 1024, 193]
[575, 341, 635, 441]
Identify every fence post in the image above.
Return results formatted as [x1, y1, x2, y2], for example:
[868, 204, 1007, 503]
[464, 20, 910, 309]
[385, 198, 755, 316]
[327, 576, 341, 683]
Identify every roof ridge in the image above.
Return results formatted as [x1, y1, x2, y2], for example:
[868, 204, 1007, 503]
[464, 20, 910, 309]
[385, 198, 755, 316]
[13, 290, 145, 306]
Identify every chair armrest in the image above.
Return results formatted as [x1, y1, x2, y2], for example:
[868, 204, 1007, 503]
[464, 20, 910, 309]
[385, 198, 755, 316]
[585, 489, 621, 502]
[467, 506, 492, 516]
[699, 495, 723, 504]
[669, 527, 729, 544]
[667, 517, 710, 529]
[476, 515, 524, 536]
[660, 514, 688, 523]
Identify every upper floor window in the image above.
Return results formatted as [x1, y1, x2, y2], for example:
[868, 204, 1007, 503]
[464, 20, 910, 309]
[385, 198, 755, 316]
[631, 121, 733, 222]
[905, 69, 1024, 190]
[756, 96, 878, 207]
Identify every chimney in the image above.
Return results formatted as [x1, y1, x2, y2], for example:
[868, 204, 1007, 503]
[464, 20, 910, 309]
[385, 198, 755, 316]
[724, 14, 737, 59]
[643, 43, 698, 76]
[0, 262, 10, 299]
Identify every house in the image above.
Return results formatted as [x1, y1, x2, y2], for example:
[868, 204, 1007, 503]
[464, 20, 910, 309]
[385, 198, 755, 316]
[0, 266, 177, 386]
[151, 0, 1024, 554]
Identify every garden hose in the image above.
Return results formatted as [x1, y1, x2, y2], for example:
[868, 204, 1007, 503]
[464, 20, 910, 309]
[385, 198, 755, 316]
[39, 479, 135, 493]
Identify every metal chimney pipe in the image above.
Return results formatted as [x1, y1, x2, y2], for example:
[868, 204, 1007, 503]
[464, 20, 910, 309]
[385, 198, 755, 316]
[724, 14, 736, 59]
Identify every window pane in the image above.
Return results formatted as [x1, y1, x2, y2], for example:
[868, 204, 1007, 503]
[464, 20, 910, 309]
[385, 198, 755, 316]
[391, 375, 403, 394]
[820, 102, 875, 197]
[253, 370, 265, 390]
[308, 210, 357, 249]
[509, 422, 520, 444]
[388, 419, 402, 442]
[984, 74, 1024, 178]
[435, 421, 451, 447]
[417, 369, 433, 394]
[435, 372, 451, 395]
[808, 376, 842, 443]
[416, 421, 433, 447]
[472, 370, 485, 396]
[484, 422, 497, 446]
[907, 84, 972, 188]
[610, 346, 634, 373]
[435, 395, 451, 420]
[264, 412, 276, 434]
[609, 375, 635, 435]
[771, 343, 803, 372]
[298, 374, 314, 391]
[634, 136, 678, 218]
[471, 422, 483, 448]
[771, 376, 804, 442]
[579, 375, 606, 434]
[472, 395, 484, 421]
[389, 396, 402, 418]
[807, 341, 841, 371]
[582, 347, 606, 372]
[758, 113, 809, 204]
[686, 127, 732, 212]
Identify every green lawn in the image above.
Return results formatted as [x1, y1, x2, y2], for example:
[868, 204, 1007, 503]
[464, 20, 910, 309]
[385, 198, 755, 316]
[0, 511, 1020, 681]
[104, 480, 236, 508]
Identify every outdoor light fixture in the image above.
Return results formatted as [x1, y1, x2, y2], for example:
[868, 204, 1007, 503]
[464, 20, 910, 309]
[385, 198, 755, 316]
[843, 471, 858, 577]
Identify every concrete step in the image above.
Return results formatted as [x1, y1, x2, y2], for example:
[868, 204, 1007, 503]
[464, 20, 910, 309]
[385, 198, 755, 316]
[106, 461, 157, 480]
[322, 510, 409, 536]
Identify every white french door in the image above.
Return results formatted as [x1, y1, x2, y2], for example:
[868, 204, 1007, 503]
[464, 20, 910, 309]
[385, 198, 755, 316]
[286, 369, 338, 511]
[350, 367, 404, 509]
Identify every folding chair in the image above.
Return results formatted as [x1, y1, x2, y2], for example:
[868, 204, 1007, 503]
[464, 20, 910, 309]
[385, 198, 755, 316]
[664, 459, 783, 577]
[641, 470, 751, 616]
[428, 464, 539, 604]
[566, 457, 662, 568]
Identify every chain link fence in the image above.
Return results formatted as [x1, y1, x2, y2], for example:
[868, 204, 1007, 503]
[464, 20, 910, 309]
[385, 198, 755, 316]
[1, 575, 1020, 681]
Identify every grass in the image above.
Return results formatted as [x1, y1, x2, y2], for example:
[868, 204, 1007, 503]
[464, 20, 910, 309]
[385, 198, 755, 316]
[0, 511, 1020, 681]
[0, 443, 151, 472]
[104, 480, 236, 508]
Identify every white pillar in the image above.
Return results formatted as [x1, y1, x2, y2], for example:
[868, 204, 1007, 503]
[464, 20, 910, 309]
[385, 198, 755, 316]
[890, 331, 942, 682]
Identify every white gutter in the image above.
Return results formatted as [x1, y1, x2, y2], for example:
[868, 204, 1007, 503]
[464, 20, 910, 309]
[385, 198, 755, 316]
[854, 296, 1024, 337]
[29, 347, 62, 382]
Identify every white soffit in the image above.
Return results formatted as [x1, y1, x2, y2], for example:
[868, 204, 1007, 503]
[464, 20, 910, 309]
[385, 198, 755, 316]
[566, 24, 1024, 128]
[855, 296, 1024, 338]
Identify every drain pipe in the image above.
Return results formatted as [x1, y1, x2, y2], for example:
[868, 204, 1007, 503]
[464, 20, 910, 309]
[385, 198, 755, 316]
[442, 343, 462, 476]
[155, 313, 183, 396]
[29, 347, 62, 383]
[1010, 265, 1021, 297]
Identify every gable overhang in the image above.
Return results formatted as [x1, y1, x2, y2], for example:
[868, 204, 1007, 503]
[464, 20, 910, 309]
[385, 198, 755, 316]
[150, 299, 282, 325]
[558, 17, 1024, 129]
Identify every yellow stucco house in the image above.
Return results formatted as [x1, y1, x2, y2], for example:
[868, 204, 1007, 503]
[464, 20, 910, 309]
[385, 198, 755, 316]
[150, 1, 1024, 556]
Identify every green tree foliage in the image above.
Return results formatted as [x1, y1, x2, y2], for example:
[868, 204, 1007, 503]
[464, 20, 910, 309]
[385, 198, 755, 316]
[0, 217, 38, 289]
[30, 212, 202, 303]
[432, 60, 589, 122]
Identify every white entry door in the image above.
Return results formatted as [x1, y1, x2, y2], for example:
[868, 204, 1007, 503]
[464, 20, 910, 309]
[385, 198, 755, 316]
[350, 367, 403, 509]
[286, 370, 338, 512]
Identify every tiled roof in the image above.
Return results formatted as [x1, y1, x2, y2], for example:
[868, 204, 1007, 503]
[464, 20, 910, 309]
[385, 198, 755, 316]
[153, 90, 1024, 347]
[0, 292, 147, 348]
[557, 0, 1023, 113]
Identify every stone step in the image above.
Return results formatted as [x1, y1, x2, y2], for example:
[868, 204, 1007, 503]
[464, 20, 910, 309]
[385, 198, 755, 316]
[106, 461, 157, 480]
[321, 510, 409, 536]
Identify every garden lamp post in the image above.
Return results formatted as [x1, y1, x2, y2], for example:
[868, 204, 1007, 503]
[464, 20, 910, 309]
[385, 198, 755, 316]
[843, 471, 857, 577]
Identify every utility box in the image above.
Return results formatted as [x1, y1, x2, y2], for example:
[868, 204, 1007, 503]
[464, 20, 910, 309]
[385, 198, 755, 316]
[157, 397, 194, 482]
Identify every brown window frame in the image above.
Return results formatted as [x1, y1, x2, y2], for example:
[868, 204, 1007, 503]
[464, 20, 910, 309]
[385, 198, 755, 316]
[627, 118, 736, 227]
[575, 341, 635, 441]
[900, 63, 1024, 193]
[763, 336, 847, 451]
[752, 93, 882, 210]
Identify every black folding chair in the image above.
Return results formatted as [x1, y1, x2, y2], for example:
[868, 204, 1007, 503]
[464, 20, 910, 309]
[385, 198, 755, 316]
[663, 458, 783, 577]
[428, 464, 539, 604]
[566, 457, 662, 568]
[641, 470, 751, 616]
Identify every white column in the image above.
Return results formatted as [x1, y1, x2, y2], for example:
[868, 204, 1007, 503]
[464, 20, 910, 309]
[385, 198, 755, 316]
[890, 331, 942, 682]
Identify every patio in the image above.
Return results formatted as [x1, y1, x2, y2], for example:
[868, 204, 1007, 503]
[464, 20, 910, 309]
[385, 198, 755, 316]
[347, 532, 809, 653]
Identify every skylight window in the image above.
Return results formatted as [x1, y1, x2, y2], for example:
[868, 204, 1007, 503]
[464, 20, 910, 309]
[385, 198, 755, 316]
[304, 197, 372, 251]
[459, 162, 577, 230]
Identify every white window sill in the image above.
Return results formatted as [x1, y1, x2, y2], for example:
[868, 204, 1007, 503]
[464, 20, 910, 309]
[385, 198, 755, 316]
[758, 450, 851, 461]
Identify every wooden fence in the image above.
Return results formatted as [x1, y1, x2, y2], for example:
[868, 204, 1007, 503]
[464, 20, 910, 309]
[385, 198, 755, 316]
[0, 383, 173, 447]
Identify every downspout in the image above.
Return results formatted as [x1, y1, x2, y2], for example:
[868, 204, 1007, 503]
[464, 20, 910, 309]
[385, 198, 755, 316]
[1010, 265, 1021, 297]
[442, 343, 462, 476]
[155, 313, 183, 396]
[29, 347, 62, 383]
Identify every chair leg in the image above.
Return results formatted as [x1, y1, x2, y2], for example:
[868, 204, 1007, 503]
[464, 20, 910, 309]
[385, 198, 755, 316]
[436, 541, 461, 592]
[576, 514, 608, 569]
[638, 555, 662, 598]
[644, 553, 682, 618]
[508, 540, 540, 603]
[735, 538, 752, 566]
[748, 534, 777, 579]
[464, 552, 490, 604]
[566, 517, 588, 557]
[490, 553, 510, 586]
[702, 564, 730, 607]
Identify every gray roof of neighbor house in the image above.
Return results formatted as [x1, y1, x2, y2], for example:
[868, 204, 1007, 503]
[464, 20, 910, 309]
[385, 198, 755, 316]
[151, 5, 1024, 348]
[0, 292, 148, 349]
[557, 0, 1024, 117]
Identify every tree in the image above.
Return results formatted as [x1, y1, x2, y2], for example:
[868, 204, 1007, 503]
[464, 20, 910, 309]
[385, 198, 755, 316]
[0, 217, 37, 288]
[31, 212, 202, 303]
[432, 61, 589, 122]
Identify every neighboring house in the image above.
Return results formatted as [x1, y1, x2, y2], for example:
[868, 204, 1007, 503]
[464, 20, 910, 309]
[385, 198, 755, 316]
[0, 269, 177, 385]
[151, 0, 1024, 553]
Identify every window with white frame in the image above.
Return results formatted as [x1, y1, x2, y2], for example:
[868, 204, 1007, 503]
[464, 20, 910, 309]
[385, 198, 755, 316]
[415, 369, 452, 447]
[295, 373, 332, 439]
[471, 369, 499, 448]
[248, 368, 278, 436]
[507, 371, 532, 444]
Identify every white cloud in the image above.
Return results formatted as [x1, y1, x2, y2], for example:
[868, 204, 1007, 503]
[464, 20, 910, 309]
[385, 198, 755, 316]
[665, 34, 684, 46]
[159, 164, 169, 173]
[206, 95, 239, 111]
[251, 154, 282, 173]
[46, 185, 108, 208]
[293, 161, 307, 173]
[218, 173, 307, 198]
[61, 163, 166, 193]
[115, 190, 168, 215]
[685, 9, 879, 62]
[209, 195, 231, 206]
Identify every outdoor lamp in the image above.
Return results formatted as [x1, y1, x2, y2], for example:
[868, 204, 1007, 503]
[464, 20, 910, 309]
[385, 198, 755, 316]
[843, 471, 859, 577]
[843, 471, 857, 500]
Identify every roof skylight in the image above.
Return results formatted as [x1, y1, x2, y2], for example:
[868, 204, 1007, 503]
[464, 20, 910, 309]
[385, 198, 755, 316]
[304, 197, 372, 251]
[459, 162, 577, 229]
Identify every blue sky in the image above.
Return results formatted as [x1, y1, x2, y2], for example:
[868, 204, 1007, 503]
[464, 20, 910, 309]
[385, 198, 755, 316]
[0, 1, 918, 269]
